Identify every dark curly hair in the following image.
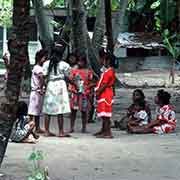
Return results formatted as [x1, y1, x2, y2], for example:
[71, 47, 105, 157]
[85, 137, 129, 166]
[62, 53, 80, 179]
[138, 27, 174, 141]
[16, 101, 28, 117]
[48, 45, 64, 75]
[133, 89, 145, 100]
[35, 49, 48, 64]
[157, 89, 171, 105]
[99, 47, 106, 58]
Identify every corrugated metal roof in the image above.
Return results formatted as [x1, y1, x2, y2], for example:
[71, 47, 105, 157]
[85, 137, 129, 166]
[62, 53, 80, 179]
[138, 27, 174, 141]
[115, 32, 164, 49]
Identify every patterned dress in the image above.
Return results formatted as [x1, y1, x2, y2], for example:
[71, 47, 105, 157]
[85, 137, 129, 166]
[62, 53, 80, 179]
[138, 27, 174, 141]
[95, 68, 115, 118]
[69, 69, 93, 112]
[133, 110, 148, 126]
[42, 60, 71, 115]
[28, 65, 44, 116]
[153, 105, 176, 134]
[11, 116, 30, 142]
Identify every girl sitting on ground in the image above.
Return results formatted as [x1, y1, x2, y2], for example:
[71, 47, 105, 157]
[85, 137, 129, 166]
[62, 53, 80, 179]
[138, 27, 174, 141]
[113, 89, 151, 130]
[127, 100, 149, 132]
[141, 89, 176, 134]
[11, 101, 39, 143]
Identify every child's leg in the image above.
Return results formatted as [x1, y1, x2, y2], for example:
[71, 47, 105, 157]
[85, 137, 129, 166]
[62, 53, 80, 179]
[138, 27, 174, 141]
[35, 116, 45, 133]
[96, 117, 113, 138]
[58, 114, 71, 137]
[44, 115, 55, 136]
[22, 134, 36, 144]
[87, 104, 95, 123]
[81, 111, 87, 133]
[128, 125, 153, 134]
[87, 94, 95, 123]
[70, 109, 77, 133]
[93, 121, 105, 136]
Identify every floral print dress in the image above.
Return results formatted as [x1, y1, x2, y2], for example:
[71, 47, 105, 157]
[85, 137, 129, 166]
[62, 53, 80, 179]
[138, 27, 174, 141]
[42, 60, 71, 115]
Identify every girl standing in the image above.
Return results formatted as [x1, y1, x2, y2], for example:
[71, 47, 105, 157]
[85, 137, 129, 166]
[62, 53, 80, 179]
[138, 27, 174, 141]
[28, 49, 48, 133]
[69, 55, 93, 133]
[94, 53, 116, 138]
[42, 45, 71, 137]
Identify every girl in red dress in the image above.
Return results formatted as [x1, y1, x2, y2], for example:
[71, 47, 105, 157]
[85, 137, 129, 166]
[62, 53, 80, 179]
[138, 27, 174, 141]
[69, 55, 93, 133]
[95, 53, 116, 138]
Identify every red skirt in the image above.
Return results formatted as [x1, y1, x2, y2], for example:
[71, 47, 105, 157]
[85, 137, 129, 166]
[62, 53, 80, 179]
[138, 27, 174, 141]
[96, 88, 113, 118]
[97, 99, 113, 117]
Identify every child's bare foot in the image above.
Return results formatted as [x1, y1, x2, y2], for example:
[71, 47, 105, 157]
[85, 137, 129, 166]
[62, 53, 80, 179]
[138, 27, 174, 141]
[58, 133, 71, 138]
[93, 130, 103, 136]
[69, 129, 74, 133]
[32, 132, 40, 139]
[96, 133, 113, 139]
[81, 128, 88, 133]
[44, 131, 56, 137]
[22, 135, 37, 143]
[35, 128, 46, 134]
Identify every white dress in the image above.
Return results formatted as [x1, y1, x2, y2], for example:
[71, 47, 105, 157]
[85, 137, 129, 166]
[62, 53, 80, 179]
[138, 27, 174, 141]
[28, 65, 44, 116]
[42, 60, 71, 115]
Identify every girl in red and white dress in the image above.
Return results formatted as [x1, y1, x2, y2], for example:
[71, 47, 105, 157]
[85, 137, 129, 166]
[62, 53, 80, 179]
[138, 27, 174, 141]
[142, 89, 176, 134]
[94, 53, 116, 138]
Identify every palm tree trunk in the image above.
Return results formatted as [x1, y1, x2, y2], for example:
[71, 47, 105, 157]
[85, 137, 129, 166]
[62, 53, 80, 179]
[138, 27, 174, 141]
[92, 0, 105, 53]
[32, 0, 54, 49]
[0, 0, 30, 166]
[104, 0, 113, 53]
[177, 0, 180, 33]
[71, 0, 88, 56]
[113, 0, 128, 39]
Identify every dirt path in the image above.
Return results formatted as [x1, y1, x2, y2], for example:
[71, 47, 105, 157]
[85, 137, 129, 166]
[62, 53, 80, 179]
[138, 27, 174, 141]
[1, 88, 180, 180]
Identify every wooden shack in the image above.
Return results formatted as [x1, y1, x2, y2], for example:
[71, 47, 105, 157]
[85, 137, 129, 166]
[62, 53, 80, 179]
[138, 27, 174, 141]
[113, 32, 172, 72]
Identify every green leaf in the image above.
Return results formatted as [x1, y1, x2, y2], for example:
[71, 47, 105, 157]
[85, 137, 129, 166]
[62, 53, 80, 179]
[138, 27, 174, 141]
[135, 0, 146, 11]
[163, 29, 169, 37]
[112, 0, 120, 11]
[35, 172, 44, 180]
[28, 176, 36, 180]
[150, 0, 160, 9]
[28, 152, 37, 161]
[36, 151, 44, 161]
[0, 0, 13, 27]
[155, 17, 160, 28]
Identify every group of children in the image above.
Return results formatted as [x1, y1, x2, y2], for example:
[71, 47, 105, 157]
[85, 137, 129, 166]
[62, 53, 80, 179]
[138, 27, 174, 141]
[9, 47, 177, 143]
[113, 89, 177, 135]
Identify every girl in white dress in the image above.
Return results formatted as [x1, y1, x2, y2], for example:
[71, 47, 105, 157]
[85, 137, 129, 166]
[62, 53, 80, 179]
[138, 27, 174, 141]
[43, 46, 71, 137]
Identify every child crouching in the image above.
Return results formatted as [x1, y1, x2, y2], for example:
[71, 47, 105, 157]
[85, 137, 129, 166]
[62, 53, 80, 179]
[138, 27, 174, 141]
[11, 101, 39, 143]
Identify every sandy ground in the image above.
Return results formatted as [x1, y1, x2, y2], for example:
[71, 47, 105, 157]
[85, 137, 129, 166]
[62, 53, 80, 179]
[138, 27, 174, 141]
[1, 87, 180, 180]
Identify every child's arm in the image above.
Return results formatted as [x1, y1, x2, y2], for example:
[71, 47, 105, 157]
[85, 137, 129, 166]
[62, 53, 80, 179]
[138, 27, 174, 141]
[87, 82, 96, 89]
[96, 83, 108, 97]
[144, 119, 161, 128]
[2, 53, 9, 69]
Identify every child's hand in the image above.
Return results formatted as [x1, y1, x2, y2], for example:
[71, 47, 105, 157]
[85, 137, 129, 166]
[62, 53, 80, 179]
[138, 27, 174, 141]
[96, 91, 100, 97]
[2, 53, 8, 65]
[2, 53, 8, 60]
[29, 121, 35, 129]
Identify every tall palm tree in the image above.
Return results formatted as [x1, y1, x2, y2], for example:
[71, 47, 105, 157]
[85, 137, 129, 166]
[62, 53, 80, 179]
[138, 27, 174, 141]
[0, 0, 30, 166]
[92, 0, 105, 54]
[104, 0, 113, 53]
[32, 0, 54, 49]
